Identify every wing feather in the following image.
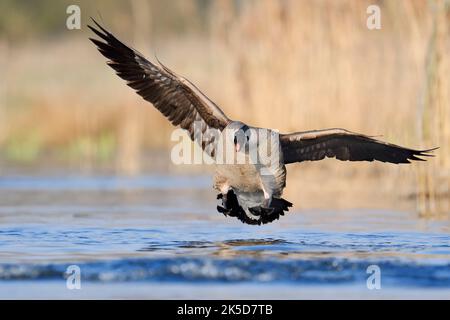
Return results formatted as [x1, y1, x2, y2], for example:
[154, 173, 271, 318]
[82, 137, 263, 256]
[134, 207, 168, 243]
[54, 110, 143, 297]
[88, 19, 230, 155]
[280, 128, 437, 164]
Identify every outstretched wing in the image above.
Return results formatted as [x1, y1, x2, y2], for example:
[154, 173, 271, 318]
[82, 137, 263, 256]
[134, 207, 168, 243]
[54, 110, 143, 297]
[88, 19, 231, 156]
[280, 128, 437, 164]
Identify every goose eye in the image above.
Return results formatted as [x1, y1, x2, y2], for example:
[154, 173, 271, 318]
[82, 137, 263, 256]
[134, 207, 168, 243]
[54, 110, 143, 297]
[233, 136, 237, 145]
[246, 136, 250, 141]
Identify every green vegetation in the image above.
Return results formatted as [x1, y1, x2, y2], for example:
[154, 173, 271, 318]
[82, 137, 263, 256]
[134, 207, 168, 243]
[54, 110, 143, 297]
[0, 0, 448, 214]
[62, 130, 116, 162]
[0, 0, 210, 42]
[4, 130, 43, 162]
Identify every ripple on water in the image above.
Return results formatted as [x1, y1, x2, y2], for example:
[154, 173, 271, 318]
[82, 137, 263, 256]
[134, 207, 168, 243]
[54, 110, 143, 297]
[0, 257, 449, 287]
[0, 173, 449, 292]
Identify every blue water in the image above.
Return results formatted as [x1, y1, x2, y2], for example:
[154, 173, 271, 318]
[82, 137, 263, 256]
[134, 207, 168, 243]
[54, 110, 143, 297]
[0, 173, 449, 299]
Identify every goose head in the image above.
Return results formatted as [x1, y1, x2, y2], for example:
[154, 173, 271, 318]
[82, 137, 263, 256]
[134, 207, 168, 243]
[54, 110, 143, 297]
[226, 121, 252, 153]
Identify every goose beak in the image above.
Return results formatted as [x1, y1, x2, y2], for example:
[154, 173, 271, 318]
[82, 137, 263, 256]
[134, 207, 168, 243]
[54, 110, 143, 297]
[235, 143, 241, 152]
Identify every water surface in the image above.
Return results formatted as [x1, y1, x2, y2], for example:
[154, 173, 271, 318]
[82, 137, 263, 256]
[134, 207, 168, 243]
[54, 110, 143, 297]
[0, 173, 449, 299]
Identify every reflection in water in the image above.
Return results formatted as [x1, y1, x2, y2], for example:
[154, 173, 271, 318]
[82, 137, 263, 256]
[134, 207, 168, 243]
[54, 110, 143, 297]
[140, 238, 287, 251]
[138, 236, 450, 262]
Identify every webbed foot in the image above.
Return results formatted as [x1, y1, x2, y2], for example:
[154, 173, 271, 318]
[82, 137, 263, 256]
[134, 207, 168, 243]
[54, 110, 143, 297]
[217, 205, 230, 216]
[249, 206, 275, 216]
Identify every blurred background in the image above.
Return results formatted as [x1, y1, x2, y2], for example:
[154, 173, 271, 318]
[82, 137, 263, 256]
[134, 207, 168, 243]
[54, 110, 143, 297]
[0, 0, 449, 216]
[1, 0, 450, 300]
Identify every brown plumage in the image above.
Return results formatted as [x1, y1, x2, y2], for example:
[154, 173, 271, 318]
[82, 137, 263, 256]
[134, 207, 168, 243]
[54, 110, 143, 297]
[89, 19, 437, 225]
[88, 19, 230, 156]
[280, 129, 436, 164]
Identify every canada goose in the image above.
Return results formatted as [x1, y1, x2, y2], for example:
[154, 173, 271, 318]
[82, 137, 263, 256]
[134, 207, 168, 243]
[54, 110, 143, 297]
[89, 19, 436, 225]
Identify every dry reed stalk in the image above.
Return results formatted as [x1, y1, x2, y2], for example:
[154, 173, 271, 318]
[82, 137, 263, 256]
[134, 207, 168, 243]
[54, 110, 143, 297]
[417, 0, 450, 217]
[0, 40, 8, 146]
[2, 0, 446, 211]
[115, 0, 153, 175]
[208, 0, 436, 208]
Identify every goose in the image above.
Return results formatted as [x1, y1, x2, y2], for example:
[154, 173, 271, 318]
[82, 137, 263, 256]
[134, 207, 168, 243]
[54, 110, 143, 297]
[88, 19, 436, 225]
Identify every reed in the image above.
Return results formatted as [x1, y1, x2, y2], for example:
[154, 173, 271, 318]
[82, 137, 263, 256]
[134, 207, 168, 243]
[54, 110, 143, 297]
[0, 0, 448, 213]
[417, 0, 450, 217]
